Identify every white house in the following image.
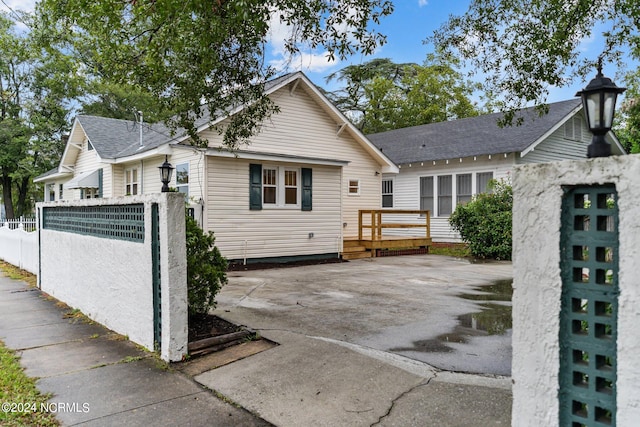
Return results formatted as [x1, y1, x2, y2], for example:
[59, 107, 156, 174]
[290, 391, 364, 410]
[35, 72, 398, 262]
[366, 99, 626, 242]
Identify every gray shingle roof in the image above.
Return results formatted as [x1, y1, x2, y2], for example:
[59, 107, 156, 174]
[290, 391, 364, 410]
[366, 99, 582, 165]
[76, 73, 299, 160]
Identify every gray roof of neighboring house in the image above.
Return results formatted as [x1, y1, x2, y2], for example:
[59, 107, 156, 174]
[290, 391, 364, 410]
[366, 99, 582, 165]
[75, 73, 298, 160]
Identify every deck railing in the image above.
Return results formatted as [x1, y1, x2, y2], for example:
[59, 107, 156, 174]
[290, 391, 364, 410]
[358, 210, 430, 240]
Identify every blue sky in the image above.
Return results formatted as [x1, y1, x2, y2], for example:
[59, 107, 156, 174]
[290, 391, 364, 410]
[3, 0, 632, 106]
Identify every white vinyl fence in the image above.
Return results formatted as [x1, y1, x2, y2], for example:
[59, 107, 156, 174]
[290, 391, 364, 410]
[0, 221, 38, 274]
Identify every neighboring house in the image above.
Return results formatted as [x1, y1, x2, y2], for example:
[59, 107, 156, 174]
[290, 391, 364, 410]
[34, 72, 398, 262]
[367, 99, 626, 242]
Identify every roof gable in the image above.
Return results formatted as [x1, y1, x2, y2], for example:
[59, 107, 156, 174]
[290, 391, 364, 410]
[367, 99, 585, 165]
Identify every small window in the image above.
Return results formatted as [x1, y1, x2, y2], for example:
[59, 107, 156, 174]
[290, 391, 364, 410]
[419, 176, 433, 216]
[48, 184, 55, 201]
[87, 140, 94, 151]
[456, 174, 472, 205]
[382, 179, 393, 208]
[438, 175, 453, 216]
[476, 172, 494, 194]
[176, 163, 189, 197]
[59, 184, 64, 200]
[125, 168, 139, 195]
[284, 169, 298, 205]
[348, 179, 360, 195]
[564, 117, 583, 142]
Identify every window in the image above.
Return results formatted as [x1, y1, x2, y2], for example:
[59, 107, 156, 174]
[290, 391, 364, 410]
[87, 140, 94, 151]
[125, 168, 139, 195]
[48, 184, 55, 201]
[348, 179, 360, 195]
[175, 163, 189, 197]
[263, 167, 277, 204]
[419, 176, 433, 216]
[382, 179, 393, 208]
[456, 174, 472, 205]
[250, 164, 311, 211]
[59, 184, 64, 200]
[263, 166, 298, 207]
[564, 117, 583, 141]
[476, 172, 494, 194]
[438, 175, 453, 216]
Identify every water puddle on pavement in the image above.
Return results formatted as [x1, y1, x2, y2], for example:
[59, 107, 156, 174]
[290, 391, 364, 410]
[391, 279, 513, 353]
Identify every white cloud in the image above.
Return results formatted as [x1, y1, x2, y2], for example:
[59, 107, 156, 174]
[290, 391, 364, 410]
[418, 0, 428, 6]
[1, 0, 36, 13]
[267, 9, 340, 74]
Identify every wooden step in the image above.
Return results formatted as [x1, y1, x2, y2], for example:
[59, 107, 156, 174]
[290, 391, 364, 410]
[341, 250, 372, 260]
[342, 245, 367, 253]
[343, 239, 365, 248]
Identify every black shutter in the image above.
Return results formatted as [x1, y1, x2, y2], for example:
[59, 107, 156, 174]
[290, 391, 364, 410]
[301, 168, 312, 211]
[249, 164, 262, 210]
[98, 168, 103, 198]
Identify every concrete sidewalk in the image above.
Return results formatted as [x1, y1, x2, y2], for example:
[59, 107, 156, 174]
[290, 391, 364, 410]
[1, 254, 513, 427]
[0, 272, 269, 427]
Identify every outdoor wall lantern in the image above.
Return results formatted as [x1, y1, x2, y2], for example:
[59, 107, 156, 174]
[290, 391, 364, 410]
[576, 59, 626, 158]
[159, 155, 174, 192]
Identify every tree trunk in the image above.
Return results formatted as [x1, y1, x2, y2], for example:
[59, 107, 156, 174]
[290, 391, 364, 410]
[16, 175, 30, 218]
[1, 174, 15, 220]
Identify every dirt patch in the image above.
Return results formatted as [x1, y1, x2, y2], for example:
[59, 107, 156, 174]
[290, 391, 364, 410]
[188, 313, 243, 342]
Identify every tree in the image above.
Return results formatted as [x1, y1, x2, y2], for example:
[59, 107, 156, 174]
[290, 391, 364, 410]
[449, 179, 513, 261]
[327, 53, 480, 133]
[0, 12, 81, 218]
[431, 0, 640, 125]
[36, 0, 394, 149]
[615, 70, 640, 154]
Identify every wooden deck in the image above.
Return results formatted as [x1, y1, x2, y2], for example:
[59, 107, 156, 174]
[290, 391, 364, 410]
[342, 210, 432, 260]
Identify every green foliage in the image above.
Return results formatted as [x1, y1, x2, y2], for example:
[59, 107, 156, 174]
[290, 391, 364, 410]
[326, 52, 480, 133]
[615, 69, 640, 154]
[449, 179, 513, 261]
[432, 0, 640, 125]
[36, 0, 394, 149]
[185, 215, 228, 316]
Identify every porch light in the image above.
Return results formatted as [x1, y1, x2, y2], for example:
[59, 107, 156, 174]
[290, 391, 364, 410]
[575, 60, 626, 158]
[159, 155, 174, 192]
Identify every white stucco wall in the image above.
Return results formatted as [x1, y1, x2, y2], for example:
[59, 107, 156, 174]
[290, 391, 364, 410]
[0, 224, 38, 275]
[37, 193, 187, 362]
[512, 154, 640, 426]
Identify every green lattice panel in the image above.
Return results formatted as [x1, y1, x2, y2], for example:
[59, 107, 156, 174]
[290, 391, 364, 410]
[42, 205, 145, 243]
[560, 185, 618, 427]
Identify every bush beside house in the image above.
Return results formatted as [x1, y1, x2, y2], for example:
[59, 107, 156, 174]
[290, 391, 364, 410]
[449, 179, 513, 260]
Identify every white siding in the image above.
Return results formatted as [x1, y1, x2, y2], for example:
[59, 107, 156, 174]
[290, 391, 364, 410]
[198, 83, 384, 241]
[518, 114, 590, 164]
[384, 155, 514, 242]
[68, 137, 101, 200]
[207, 157, 342, 261]
[168, 148, 206, 202]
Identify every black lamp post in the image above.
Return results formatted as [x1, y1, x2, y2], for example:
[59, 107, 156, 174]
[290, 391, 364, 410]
[576, 60, 626, 158]
[159, 155, 174, 192]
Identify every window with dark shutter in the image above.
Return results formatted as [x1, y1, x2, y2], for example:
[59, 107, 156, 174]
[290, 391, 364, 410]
[301, 168, 312, 211]
[249, 164, 262, 210]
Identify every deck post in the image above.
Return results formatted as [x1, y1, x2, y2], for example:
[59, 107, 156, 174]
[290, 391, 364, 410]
[358, 210, 363, 240]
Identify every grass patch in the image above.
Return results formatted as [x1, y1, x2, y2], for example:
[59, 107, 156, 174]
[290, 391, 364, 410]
[429, 244, 471, 258]
[0, 261, 36, 287]
[0, 340, 59, 426]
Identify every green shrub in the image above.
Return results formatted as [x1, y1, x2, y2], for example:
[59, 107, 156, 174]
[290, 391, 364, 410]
[449, 179, 512, 260]
[185, 215, 228, 316]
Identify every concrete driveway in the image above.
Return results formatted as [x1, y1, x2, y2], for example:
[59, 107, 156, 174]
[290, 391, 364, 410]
[217, 254, 513, 376]
[196, 254, 514, 426]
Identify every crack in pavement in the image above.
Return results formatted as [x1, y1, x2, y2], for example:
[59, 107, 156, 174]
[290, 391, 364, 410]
[370, 377, 433, 426]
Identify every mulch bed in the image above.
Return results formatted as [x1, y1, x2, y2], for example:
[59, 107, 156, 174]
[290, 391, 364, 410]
[227, 256, 346, 271]
[188, 313, 243, 342]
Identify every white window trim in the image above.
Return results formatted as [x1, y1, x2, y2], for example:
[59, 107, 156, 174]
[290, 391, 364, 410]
[420, 170, 496, 217]
[262, 165, 301, 209]
[382, 178, 393, 208]
[175, 162, 189, 196]
[348, 179, 360, 196]
[125, 167, 139, 196]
